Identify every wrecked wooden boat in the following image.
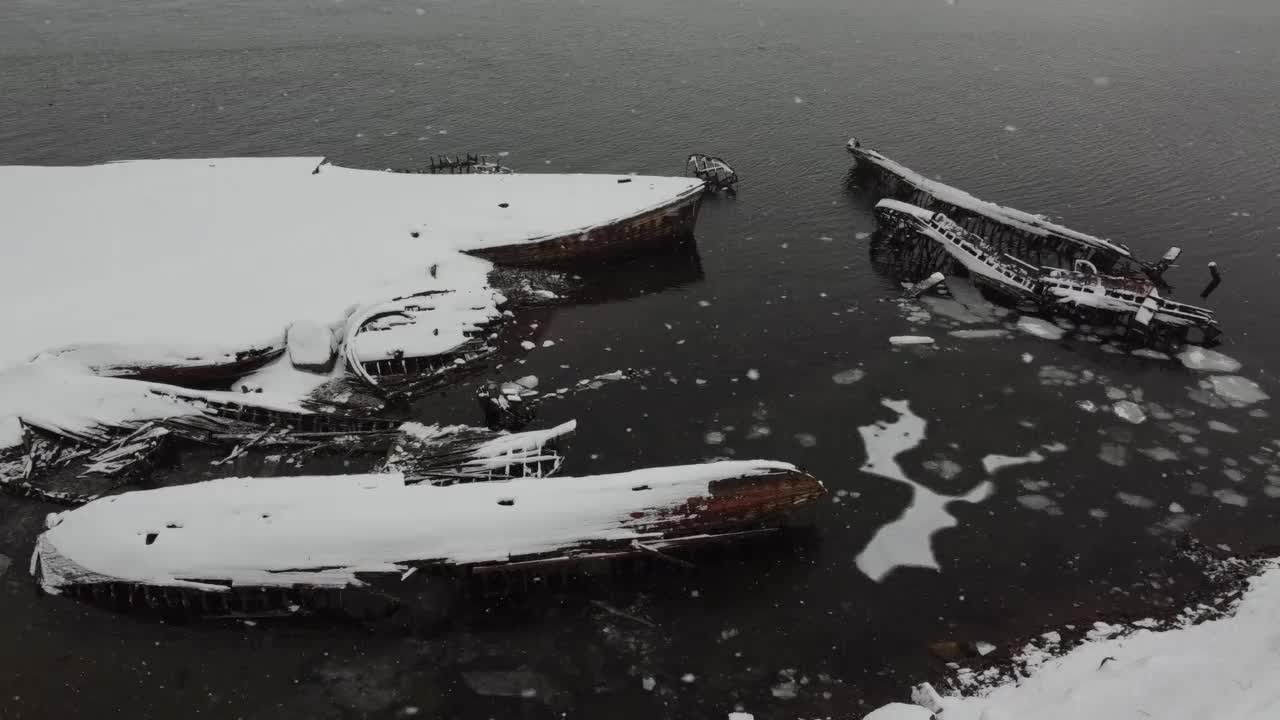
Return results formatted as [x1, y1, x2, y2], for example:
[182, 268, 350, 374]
[848, 138, 1180, 279]
[31, 460, 825, 618]
[876, 200, 1222, 346]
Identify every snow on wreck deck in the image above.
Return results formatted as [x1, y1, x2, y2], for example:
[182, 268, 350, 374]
[0, 158, 703, 448]
[32, 460, 821, 594]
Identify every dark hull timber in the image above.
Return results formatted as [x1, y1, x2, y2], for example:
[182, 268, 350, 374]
[848, 140, 1153, 276]
[465, 186, 705, 267]
[33, 464, 825, 620]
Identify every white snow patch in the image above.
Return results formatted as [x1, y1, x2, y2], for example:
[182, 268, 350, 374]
[856, 399, 992, 582]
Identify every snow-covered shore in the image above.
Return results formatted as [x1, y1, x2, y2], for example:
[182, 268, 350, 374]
[865, 559, 1280, 720]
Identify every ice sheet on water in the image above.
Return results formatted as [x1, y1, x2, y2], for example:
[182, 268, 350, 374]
[855, 399, 992, 582]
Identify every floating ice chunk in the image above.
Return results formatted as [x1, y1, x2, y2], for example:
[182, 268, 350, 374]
[1018, 316, 1067, 340]
[1021, 353, 1034, 364]
[1018, 494, 1061, 515]
[1105, 387, 1128, 401]
[1177, 347, 1242, 373]
[642, 677, 656, 691]
[949, 328, 1010, 340]
[1209, 375, 1269, 407]
[1131, 348, 1170, 360]
[1099, 443, 1129, 467]
[682, 673, 696, 683]
[1214, 488, 1249, 507]
[889, 335, 935, 346]
[520, 340, 536, 351]
[746, 368, 761, 381]
[1113, 401, 1147, 424]
[855, 232, 871, 240]
[794, 433, 818, 448]
[923, 457, 963, 480]
[1208, 420, 1239, 434]
[1138, 447, 1180, 462]
[982, 451, 1045, 475]
[727, 713, 755, 720]
[1116, 492, 1155, 509]
[746, 425, 772, 440]
[541, 340, 555, 348]
[704, 431, 725, 446]
[1042, 442, 1068, 453]
[1004, 125, 1018, 132]
[1077, 400, 1099, 413]
[832, 368, 866, 385]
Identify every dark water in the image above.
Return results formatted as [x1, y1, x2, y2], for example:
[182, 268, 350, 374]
[3, 1, 1280, 718]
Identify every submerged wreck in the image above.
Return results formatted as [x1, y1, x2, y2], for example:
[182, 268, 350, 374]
[877, 200, 1221, 346]
[847, 139, 1180, 279]
[31, 461, 823, 618]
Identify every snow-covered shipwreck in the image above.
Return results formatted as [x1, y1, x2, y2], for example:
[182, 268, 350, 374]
[847, 139, 1222, 348]
[0, 155, 824, 619]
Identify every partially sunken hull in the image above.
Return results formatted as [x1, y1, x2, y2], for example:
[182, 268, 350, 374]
[31, 461, 824, 618]
[465, 185, 705, 266]
[876, 199, 1221, 347]
[848, 140, 1146, 275]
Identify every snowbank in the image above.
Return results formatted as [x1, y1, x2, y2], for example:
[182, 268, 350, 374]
[33, 460, 799, 592]
[864, 560, 1280, 720]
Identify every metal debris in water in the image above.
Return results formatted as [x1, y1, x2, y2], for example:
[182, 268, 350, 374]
[687, 154, 738, 192]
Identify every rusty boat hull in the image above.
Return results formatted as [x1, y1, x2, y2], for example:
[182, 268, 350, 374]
[465, 185, 705, 267]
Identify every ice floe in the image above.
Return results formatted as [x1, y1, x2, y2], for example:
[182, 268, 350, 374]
[1177, 347, 1242, 373]
[889, 335, 936, 346]
[856, 399, 992, 581]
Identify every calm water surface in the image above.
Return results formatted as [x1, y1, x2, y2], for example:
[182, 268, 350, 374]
[2, 1, 1279, 718]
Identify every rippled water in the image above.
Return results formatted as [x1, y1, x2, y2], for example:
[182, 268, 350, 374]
[2, 1, 1279, 718]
